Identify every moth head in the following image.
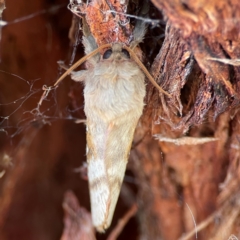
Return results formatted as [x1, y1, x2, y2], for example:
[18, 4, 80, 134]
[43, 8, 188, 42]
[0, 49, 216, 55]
[53, 42, 170, 97]
[102, 44, 130, 61]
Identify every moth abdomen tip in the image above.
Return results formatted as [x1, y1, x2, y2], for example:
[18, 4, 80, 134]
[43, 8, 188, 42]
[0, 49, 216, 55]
[95, 222, 109, 233]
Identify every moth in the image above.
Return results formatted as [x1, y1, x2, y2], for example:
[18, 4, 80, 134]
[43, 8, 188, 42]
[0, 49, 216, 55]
[53, 25, 169, 232]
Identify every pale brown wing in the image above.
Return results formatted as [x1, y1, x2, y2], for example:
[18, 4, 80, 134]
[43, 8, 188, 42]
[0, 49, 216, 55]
[87, 115, 139, 232]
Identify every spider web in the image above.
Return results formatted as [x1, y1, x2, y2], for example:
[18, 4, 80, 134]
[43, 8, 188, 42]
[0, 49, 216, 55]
[0, 2, 85, 150]
[0, 71, 84, 139]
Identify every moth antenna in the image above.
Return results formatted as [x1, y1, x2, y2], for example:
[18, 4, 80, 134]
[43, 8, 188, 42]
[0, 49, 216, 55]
[123, 46, 171, 97]
[53, 43, 112, 86]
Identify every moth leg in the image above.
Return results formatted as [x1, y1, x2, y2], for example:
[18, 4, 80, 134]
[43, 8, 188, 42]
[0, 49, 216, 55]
[131, 21, 147, 48]
[58, 60, 75, 72]
[82, 18, 100, 65]
[130, 2, 148, 48]
[57, 60, 79, 81]
[58, 57, 88, 82]
[71, 70, 88, 82]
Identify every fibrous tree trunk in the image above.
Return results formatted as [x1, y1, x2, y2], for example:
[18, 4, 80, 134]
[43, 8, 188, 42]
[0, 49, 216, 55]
[132, 0, 240, 239]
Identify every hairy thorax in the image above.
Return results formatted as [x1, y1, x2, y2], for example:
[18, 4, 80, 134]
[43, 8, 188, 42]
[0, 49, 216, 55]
[84, 59, 146, 123]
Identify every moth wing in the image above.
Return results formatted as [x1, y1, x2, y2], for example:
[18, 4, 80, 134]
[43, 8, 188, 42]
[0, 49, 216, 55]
[87, 116, 138, 232]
